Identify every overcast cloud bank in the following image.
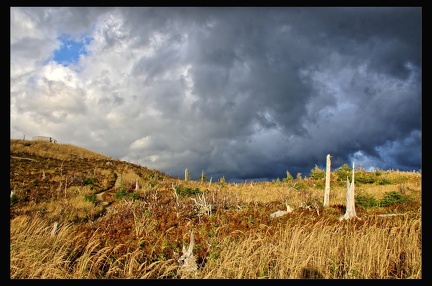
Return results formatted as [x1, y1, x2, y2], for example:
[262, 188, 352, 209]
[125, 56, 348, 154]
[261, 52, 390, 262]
[11, 7, 421, 181]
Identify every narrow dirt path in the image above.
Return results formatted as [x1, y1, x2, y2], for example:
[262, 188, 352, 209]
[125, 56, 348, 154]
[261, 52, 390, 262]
[94, 171, 121, 215]
[95, 192, 110, 209]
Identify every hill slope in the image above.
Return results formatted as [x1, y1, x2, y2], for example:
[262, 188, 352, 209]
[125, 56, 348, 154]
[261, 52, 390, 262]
[10, 139, 422, 278]
[10, 139, 177, 219]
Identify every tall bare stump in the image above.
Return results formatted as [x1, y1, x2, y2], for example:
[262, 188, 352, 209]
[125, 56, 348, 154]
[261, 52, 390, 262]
[185, 168, 190, 181]
[323, 154, 331, 207]
[339, 162, 360, 221]
[177, 230, 197, 273]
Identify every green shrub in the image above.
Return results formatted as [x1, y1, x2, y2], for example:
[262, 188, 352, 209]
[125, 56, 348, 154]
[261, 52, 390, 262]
[335, 164, 351, 181]
[282, 171, 294, 182]
[114, 187, 129, 200]
[84, 194, 97, 204]
[128, 192, 139, 200]
[355, 171, 376, 184]
[379, 191, 411, 207]
[294, 180, 309, 191]
[309, 165, 326, 180]
[355, 193, 378, 209]
[174, 186, 201, 198]
[378, 178, 392, 185]
[114, 188, 139, 200]
[314, 182, 324, 189]
[83, 177, 98, 186]
[10, 193, 18, 205]
[148, 173, 160, 180]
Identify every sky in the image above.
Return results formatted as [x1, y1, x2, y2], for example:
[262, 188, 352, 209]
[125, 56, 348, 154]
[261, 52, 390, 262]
[10, 7, 422, 182]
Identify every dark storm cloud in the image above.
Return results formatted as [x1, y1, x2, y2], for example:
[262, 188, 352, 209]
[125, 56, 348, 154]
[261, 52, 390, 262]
[293, 8, 421, 58]
[10, 7, 422, 181]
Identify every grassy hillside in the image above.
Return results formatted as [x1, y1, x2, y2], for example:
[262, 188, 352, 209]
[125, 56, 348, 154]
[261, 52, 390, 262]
[10, 139, 422, 278]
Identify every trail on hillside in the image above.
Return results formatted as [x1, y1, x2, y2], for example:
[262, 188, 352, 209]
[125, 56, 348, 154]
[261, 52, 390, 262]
[94, 171, 121, 216]
[95, 192, 110, 211]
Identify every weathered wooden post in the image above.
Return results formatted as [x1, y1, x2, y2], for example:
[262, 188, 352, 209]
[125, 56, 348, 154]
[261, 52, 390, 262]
[323, 154, 331, 207]
[185, 168, 190, 181]
[339, 162, 359, 221]
[178, 230, 197, 272]
[51, 222, 58, 237]
[200, 170, 205, 183]
[135, 179, 139, 191]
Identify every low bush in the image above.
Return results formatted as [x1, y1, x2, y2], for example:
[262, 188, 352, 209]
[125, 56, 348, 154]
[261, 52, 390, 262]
[377, 178, 392, 185]
[114, 187, 139, 200]
[10, 193, 18, 205]
[309, 165, 326, 180]
[379, 191, 411, 207]
[82, 177, 98, 186]
[355, 172, 376, 184]
[355, 193, 378, 209]
[84, 194, 97, 204]
[174, 186, 201, 198]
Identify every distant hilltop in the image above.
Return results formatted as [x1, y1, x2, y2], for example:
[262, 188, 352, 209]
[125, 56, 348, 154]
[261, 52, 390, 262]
[32, 136, 58, 143]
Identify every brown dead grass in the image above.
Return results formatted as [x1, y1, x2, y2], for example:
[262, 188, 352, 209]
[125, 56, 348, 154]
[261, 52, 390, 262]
[10, 139, 422, 278]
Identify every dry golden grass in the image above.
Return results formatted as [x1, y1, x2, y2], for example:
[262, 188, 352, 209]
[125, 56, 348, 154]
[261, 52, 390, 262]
[199, 213, 421, 278]
[10, 215, 183, 278]
[10, 196, 422, 278]
[10, 139, 422, 279]
[10, 216, 84, 278]
[11, 140, 110, 161]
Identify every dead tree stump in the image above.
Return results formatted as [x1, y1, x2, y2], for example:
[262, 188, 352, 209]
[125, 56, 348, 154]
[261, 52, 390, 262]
[323, 154, 331, 207]
[339, 162, 360, 221]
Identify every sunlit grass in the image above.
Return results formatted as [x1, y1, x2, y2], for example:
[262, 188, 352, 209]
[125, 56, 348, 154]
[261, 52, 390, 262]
[10, 139, 421, 278]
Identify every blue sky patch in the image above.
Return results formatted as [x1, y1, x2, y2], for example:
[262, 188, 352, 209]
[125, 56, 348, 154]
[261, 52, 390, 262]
[53, 34, 93, 66]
